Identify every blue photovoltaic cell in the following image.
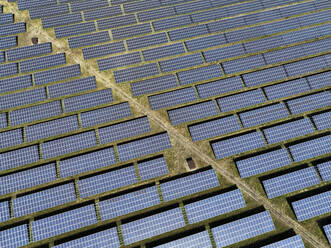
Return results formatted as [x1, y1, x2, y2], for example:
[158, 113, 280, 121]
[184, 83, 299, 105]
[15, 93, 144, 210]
[0, 201, 9, 222]
[34, 64, 81, 85]
[236, 149, 292, 178]
[243, 36, 284, 54]
[99, 117, 151, 144]
[222, 54, 266, 74]
[263, 167, 320, 199]
[69, 31, 110, 49]
[83, 42, 125, 60]
[0, 128, 23, 149]
[168, 24, 208, 41]
[0, 75, 33, 94]
[155, 231, 212, 248]
[185, 189, 246, 224]
[225, 26, 265, 43]
[312, 111, 331, 130]
[148, 87, 197, 110]
[0, 13, 13, 25]
[263, 118, 315, 144]
[212, 211, 275, 247]
[29, 4, 70, 19]
[0, 113, 7, 129]
[217, 89, 265, 112]
[324, 224, 331, 244]
[54, 228, 120, 248]
[84, 6, 122, 21]
[160, 169, 219, 201]
[0, 22, 26, 37]
[80, 102, 132, 127]
[307, 71, 331, 90]
[10, 101, 63, 126]
[242, 66, 287, 87]
[112, 23, 152, 40]
[153, 15, 192, 31]
[177, 64, 223, 85]
[317, 161, 331, 182]
[99, 186, 160, 220]
[117, 132, 172, 161]
[142, 43, 185, 61]
[191, 6, 227, 23]
[42, 12, 83, 28]
[264, 78, 310, 100]
[114, 63, 159, 83]
[0, 51, 4, 63]
[13, 183, 76, 217]
[18, 0, 56, 10]
[0, 145, 39, 171]
[284, 56, 328, 77]
[0, 224, 29, 248]
[97, 14, 136, 30]
[26, 115, 79, 142]
[263, 45, 307, 65]
[126, 33, 168, 50]
[239, 103, 290, 128]
[124, 0, 161, 13]
[212, 132, 265, 159]
[78, 165, 138, 198]
[0, 63, 18, 78]
[159, 54, 203, 73]
[175, 0, 212, 14]
[185, 34, 226, 52]
[64, 89, 113, 112]
[0, 163, 56, 195]
[262, 235, 305, 248]
[42, 131, 97, 159]
[189, 115, 241, 142]
[32, 204, 97, 241]
[168, 101, 219, 125]
[48, 76, 97, 98]
[287, 92, 331, 115]
[60, 147, 117, 177]
[289, 135, 331, 162]
[71, 0, 108, 12]
[54, 22, 96, 38]
[138, 156, 169, 180]
[196, 76, 243, 98]
[138, 6, 176, 22]
[6, 42, 52, 62]
[121, 207, 185, 245]
[131, 75, 178, 97]
[98, 52, 141, 71]
[0, 36, 17, 50]
[208, 16, 245, 33]
[292, 190, 331, 221]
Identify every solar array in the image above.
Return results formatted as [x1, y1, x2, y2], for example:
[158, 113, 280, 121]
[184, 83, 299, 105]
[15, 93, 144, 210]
[0, 0, 330, 246]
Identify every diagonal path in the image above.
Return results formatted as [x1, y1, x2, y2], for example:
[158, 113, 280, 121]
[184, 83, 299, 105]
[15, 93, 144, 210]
[2, 1, 328, 247]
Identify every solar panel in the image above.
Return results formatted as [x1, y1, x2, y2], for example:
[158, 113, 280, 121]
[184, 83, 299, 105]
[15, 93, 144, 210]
[32, 204, 97, 241]
[242, 66, 287, 87]
[0, 36, 17, 50]
[114, 63, 159, 83]
[263, 45, 306, 65]
[160, 168, 219, 201]
[41, 131, 97, 159]
[42, 12, 83, 28]
[69, 31, 110, 49]
[29, 4, 69, 19]
[112, 23, 152, 40]
[124, 0, 160, 12]
[312, 111, 331, 130]
[6, 42, 52, 62]
[212, 211, 275, 247]
[0, 113, 7, 129]
[99, 185, 160, 220]
[78, 165, 138, 198]
[236, 149, 291, 178]
[117, 132, 172, 161]
[168, 24, 208, 41]
[287, 92, 331, 115]
[0, 22, 26, 37]
[34, 64, 81, 85]
[0, 163, 56, 195]
[0, 201, 9, 222]
[289, 135, 331, 162]
[97, 14, 137, 30]
[148, 87, 197, 110]
[186, 34, 226, 52]
[207, 16, 245, 33]
[284, 56, 328, 77]
[263, 167, 320, 199]
[317, 161, 331, 182]
[196, 76, 243, 98]
[10, 101, 63, 126]
[222, 54, 266, 74]
[0, 13, 14, 25]
[191, 6, 227, 23]
[142, 43, 185, 61]
[306, 71, 331, 90]
[264, 79, 310, 100]
[131, 75, 178, 97]
[82, 42, 125, 60]
[0, 75, 32, 93]
[189, 115, 241, 142]
[226, 26, 266, 43]
[83, 6, 122, 21]
[177, 64, 223, 85]
[121, 207, 185, 245]
[1, 88, 46, 110]
[70, 0, 108, 12]
[20, 53, 66, 73]
[185, 189, 246, 223]
[13, 183, 76, 217]
[98, 52, 141, 71]
[292, 190, 331, 221]
[54, 228, 120, 248]
[211, 132, 265, 159]
[324, 224, 331, 244]
[64, 89, 113, 112]
[17, 0, 56, 10]
[54, 22, 96, 38]
[217, 89, 265, 112]
[138, 156, 169, 180]
[59, 147, 117, 177]
[126, 33, 168, 50]
[155, 231, 212, 248]
[48, 76, 97, 98]
[168, 101, 219, 125]
[0, 51, 4, 63]
[263, 118, 315, 144]
[0, 128, 23, 149]
[138, 6, 176, 22]
[0, 145, 39, 171]
[159, 54, 203, 73]
[0, 63, 18, 78]
[243, 36, 284, 54]
[80, 102, 132, 127]
[262, 235, 305, 248]
[0, 224, 29, 248]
